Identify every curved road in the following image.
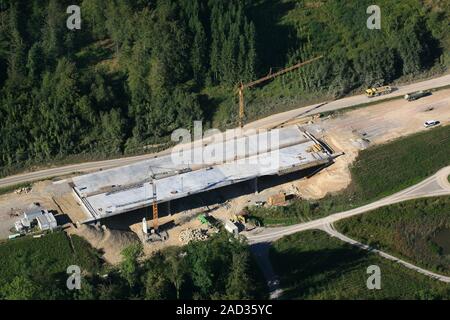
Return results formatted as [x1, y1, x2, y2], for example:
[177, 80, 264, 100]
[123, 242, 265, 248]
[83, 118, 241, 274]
[246, 166, 450, 244]
[321, 223, 450, 283]
[1, 74, 449, 189]
[248, 167, 450, 295]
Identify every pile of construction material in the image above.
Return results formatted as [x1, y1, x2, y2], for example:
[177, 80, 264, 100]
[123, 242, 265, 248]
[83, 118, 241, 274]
[179, 228, 208, 244]
[15, 187, 32, 195]
[268, 193, 287, 206]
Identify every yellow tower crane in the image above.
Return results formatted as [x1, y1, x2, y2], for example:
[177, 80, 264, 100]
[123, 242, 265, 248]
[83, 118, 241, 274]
[237, 56, 323, 128]
[147, 165, 187, 234]
[149, 167, 159, 232]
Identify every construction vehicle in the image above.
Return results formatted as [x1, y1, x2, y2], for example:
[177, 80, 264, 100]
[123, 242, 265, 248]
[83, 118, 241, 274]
[306, 143, 323, 153]
[196, 213, 220, 233]
[254, 201, 265, 207]
[231, 208, 250, 224]
[237, 56, 323, 127]
[198, 214, 209, 225]
[404, 90, 431, 101]
[365, 86, 393, 98]
[231, 214, 247, 225]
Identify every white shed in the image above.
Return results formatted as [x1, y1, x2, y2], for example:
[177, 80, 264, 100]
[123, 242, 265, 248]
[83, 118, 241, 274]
[224, 220, 238, 235]
[36, 212, 57, 231]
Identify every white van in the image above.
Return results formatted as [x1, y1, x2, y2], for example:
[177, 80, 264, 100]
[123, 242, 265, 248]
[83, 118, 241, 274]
[424, 120, 440, 128]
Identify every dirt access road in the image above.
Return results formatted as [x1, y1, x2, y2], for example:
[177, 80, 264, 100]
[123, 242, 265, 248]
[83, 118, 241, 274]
[245, 166, 450, 243]
[248, 165, 450, 298]
[1, 74, 449, 189]
[271, 88, 450, 200]
[321, 223, 450, 283]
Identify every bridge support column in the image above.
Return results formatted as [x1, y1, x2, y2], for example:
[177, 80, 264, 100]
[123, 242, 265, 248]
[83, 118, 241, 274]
[168, 200, 172, 216]
[254, 177, 258, 194]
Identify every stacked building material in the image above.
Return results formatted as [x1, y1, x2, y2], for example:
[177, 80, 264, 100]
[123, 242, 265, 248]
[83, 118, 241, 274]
[15, 187, 32, 194]
[179, 228, 208, 244]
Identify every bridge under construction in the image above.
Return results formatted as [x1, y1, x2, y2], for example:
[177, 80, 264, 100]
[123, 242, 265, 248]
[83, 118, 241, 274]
[71, 125, 335, 223]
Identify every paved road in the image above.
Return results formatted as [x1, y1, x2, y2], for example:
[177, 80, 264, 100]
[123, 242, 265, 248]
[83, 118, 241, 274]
[321, 223, 450, 283]
[1, 74, 449, 189]
[247, 166, 450, 295]
[0, 150, 175, 189]
[245, 166, 450, 244]
[246, 74, 450, 130]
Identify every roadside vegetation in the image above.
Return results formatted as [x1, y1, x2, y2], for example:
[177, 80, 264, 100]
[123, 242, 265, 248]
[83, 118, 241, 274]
[335, 196, 450, 276]
[0, 232, 102, 299]
[0, 182, 32, 196]
[0, 231, 267, 300]
[1, 0, 449, 177]
[249, 124, 450, 225]
[270, 230, 450, 299]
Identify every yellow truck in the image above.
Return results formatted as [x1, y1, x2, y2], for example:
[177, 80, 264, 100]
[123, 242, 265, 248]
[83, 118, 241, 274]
[365, 86, 393, 98]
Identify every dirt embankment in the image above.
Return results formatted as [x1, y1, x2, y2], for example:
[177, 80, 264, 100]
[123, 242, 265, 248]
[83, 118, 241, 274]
[291, 88, 450, 199]
[69, 224, 140, 265]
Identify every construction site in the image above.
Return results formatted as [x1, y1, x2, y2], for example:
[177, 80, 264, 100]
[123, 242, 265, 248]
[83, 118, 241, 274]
[0, 54, 449, 264]
[64, 125, 334, 258]
[71, 126, 334, 222]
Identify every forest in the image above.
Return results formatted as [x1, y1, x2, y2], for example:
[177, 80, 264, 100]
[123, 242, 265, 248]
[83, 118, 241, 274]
[0, 231, 267, 300]
[0, 0, 448, 175]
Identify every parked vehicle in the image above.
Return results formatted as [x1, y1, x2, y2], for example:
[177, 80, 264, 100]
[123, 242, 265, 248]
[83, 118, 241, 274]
[424, 120, 440, 128]
[404, 90, 431, 101]
[365, 86, 393, 97]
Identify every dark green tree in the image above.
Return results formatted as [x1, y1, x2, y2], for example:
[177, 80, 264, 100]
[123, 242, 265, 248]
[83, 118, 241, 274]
[1, 275, 41, 300]
[120, 243, 143, 288]
[226, 251, 254, 299]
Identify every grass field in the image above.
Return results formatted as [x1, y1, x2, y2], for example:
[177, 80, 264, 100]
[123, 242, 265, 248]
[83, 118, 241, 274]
[270, 230, 450, 299]
[0, 232, 102, 299]
[250, 124, 450, 226]
[336, 196, 450, 276]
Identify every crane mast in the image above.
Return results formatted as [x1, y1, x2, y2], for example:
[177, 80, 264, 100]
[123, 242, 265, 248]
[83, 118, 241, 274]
[151, 180, 158, 231]
[149, 167, 159, 232]
[237, 56, 323, 128]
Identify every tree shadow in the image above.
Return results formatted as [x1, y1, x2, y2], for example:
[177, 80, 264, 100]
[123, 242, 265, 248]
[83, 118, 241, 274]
[270, 245, 368, 299]
[248, 0, 298, 74]
[99, 164, 328, 231]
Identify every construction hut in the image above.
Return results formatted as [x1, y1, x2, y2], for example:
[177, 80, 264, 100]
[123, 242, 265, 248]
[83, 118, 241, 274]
[225, 220, 239, 235]
[36, 212, 58, 231]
